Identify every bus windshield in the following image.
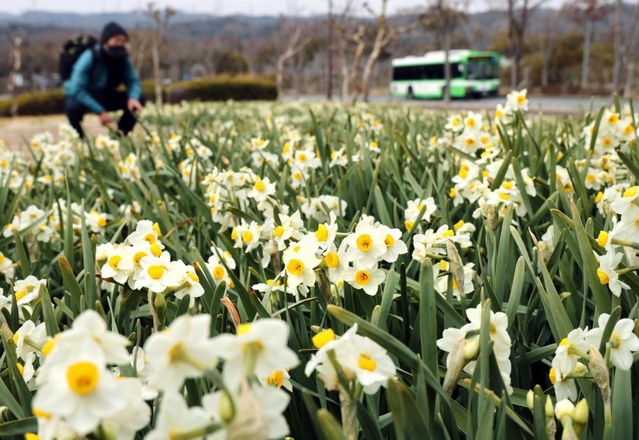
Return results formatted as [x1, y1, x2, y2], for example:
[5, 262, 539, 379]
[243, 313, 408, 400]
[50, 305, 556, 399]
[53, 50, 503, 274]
[465, 63, 499, 80]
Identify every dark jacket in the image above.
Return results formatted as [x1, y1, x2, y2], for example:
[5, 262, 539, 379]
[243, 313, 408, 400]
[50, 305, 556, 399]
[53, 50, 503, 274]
[64, 45, 142, 114]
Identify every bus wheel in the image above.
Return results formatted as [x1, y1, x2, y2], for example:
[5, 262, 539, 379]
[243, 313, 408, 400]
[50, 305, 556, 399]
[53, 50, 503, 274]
[407, 87, 414, 100]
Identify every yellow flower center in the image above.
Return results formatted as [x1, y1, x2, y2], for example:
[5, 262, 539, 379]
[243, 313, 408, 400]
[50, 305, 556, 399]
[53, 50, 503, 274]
[449, 187, 457, 197]
[133, 251, 147, 266]
[143, 233, 156, 244]
[243, 230, 254, 243]
[559, 337, 569, 347]
[586, 174, 596, 183]
[356, 234, 373, 252]
[315, 224, 329, 242]
[97, 217, 107, 228]
[405, 221, 414, 231]
[0, 255, 4, 264]
[498, 192, 510, 201]
[597, 231, 609, 247]
[517, 94, 526, 105]
[454, 220, 465, 230]
[32, 407, 52, 419]
[608, 114, 619, 125]
[17, 363, 24, 375]
[67, 361, 99, 395]
[610, 333, 622, 348]
[355, 270, 371, 286]
[213, 266, 225, 280]
[237, 323, 252, 335]
[358, 354, 377, 371]
[267, 370, 285, 387]
[325, 252, 340, 269]
[187, 272, 199, 283]
[255, 180, 266, 192]
[549, 367, 556, 384]
[108, 255, 121, 270]
[312, 329, 335, 349]
[150, 243, 162, 257]
[595, 192, 604, 203]
[15, 291, 27, 302]
[25, 434, 39, 440]
[502, 181, 513, 189]
[384, 234, 395, 248]
[287, 259, 305, 276]
[597, 268, 609, 285]
[273, 226, 284, 238]
[624, 186, 638, 198]
[466, 118, 475, 128]
[41, 338, 55, 356]
[231, 228, 238, 240]
[148, 265, 165, 280]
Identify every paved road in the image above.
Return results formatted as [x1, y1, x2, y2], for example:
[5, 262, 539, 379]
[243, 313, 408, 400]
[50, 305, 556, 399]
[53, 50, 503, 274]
[283, 94, 615, 115]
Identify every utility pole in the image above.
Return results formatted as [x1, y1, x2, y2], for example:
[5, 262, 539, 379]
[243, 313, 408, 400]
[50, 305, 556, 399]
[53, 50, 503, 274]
[327, 0, 333, 100]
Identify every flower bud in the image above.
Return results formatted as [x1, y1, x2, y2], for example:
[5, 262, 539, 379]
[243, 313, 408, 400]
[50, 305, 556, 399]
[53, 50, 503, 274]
[573, 398, 589, 426]
[526, 390, 534, 411]
[588, 345, 610, 402]
[218, 390, 236, 424]
[545, 395, 554, 418]
[554, 399, 575, 421]
[463, 335, 480, 361]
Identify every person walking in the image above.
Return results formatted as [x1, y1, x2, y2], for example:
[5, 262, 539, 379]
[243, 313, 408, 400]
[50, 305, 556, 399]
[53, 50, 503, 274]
[64, 22, 144, 138]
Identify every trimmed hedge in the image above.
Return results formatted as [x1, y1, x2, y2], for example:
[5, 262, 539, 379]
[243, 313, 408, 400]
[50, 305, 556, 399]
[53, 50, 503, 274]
[0, 75, 276, 118]
[167, 75, 277, 103]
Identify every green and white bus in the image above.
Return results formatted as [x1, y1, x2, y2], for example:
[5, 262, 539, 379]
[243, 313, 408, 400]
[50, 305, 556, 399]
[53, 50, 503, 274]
[390, 50, 501, 99]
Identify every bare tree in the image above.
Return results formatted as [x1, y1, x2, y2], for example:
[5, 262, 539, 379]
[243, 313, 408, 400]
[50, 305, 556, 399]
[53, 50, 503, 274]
[128, 28, 152, 74]
[276, 26, 312, 100]
[621, 2, 639, 97]
[506, 0, 548, 89]
[6, 31, 25, 117]
[539, 9, 560, 88]
[563, 0, 609, 90]
[146, 3, 175, 105]
[357, 0, 425, 103]
[423, 0, 468, 102]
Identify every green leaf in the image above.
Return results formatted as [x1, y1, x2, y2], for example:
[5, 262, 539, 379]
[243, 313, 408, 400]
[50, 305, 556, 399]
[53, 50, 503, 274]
[39, 284, 59, 337]
[316, 409, 349, 440]
[611, 369, 632, 439]
[0, 417, 38, 436]
[386, 379, 433, 440]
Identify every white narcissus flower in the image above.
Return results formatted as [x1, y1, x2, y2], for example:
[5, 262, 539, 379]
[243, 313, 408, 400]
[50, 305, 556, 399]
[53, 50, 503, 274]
[323, 241, 349, 283]
[377, 225, 408, 263]
[171, 261, 205, 307]
[32, 342, 126, 435]
[102, 378, 150, 440]
[305, 325, 359, 391]
[145, 392, 210, 440]
[126, 219, 163, 248]
[135, 251, 178, 293]
[463, 304, 511, 357]
[13, 320, 47, 361]
[13, 275, 47, 305]
[203, 383, 291, 440]
[44, 309, 130, 366]
[144, 314, 220, 392]
[586, 314, 639, 370]
[215, 319, 300, 390]
[596, 250, 629, 297]
[342, 261, 386, 296]
[610, 186, 639, 220]
[282, 244, 321, 290]
[100, 245, 134, 285]
[336, 332, 397, 394]
[343, 221, 388, 266]
[552, 327, 589, 378]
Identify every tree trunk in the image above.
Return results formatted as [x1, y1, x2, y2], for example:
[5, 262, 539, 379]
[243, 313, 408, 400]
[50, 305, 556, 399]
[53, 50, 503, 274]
[276, 56, 286, 101]
[443, 30, 451, 103]
[541, 41, 551, 88]
[581, 19, 592, 90]
[152, 41, 163, 106]
[338, 42, 349, 100]
[612, 0, 623, 95]
[360, 46, 381, 104]
[624, 62, 635, 99]
[348, 39, 366, 104]
[294, 50, 305, 98]
[7, 36, 23, 117]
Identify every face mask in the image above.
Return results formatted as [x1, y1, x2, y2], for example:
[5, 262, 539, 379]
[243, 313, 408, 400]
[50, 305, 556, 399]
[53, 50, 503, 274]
[105, 45, 128, 59]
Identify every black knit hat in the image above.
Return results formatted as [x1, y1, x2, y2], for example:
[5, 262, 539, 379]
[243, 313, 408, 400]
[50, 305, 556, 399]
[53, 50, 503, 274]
[100, 22, 129, 44]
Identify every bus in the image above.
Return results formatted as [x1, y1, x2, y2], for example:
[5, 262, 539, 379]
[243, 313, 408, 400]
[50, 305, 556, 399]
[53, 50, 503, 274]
[390, 50, 501, 99]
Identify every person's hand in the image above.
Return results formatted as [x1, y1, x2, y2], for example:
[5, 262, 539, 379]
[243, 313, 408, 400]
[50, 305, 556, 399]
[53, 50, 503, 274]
[127, 98, 143, 113]
[99, 111, 113, 126]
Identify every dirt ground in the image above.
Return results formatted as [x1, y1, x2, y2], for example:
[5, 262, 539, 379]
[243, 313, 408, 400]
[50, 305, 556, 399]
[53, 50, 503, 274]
[0, 114, 106, 152]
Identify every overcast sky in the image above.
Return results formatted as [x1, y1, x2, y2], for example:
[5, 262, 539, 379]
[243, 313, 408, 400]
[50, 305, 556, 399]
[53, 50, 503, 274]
[0, 0, 536, 15]
[0, 0, 443, 16]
